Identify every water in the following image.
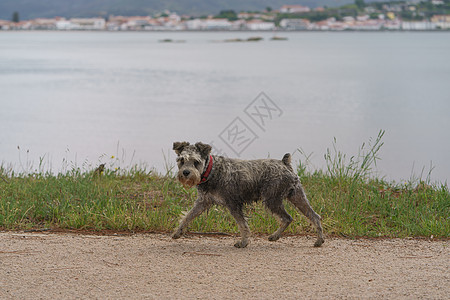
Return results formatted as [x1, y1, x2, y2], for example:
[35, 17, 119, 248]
[0, 31, 449, 183]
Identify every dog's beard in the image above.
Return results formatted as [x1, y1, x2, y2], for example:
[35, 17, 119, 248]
[177, 172, 200, 188]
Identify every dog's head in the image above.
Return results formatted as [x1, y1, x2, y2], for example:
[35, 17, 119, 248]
[173, 141, 212, 187]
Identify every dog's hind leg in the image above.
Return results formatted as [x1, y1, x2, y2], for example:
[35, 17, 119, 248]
[287, 183, 324, 247]
[172, 199, 211, 239]
[265, 200, 293, 241]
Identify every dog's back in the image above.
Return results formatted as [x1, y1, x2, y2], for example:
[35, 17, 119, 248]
[203, 154, 298, 204]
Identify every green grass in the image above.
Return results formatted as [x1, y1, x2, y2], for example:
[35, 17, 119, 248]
[1, 132, 449, 238]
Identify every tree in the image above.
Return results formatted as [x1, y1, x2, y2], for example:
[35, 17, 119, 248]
[12, 11, 19, 23]
[266, 6, 272, 12]
[355, 0, 366, 10]
[215, 10, 237, 21]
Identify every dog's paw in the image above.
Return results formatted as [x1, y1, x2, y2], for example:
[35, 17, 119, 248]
[171, 230, 183, 239]
[268, 234, 280, 242]
[314, 238, 324, 247]
[234, 240, 249, 248]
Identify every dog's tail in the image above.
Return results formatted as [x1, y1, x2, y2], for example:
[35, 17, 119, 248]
[282, 153, 293, 171]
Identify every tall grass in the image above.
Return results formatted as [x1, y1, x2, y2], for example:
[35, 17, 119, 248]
[324, 130, 384, 189]
[0, 133, 448, 238]
[297, 129, 448, 238]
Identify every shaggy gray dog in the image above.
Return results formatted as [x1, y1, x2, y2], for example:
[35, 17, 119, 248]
[171, 141, 324, 248]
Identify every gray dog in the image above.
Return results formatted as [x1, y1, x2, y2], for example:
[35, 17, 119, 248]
[171, 141, 324, 248]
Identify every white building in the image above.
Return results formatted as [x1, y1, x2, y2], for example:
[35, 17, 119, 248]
[343, 16, 355, 23]
[184, 19, 203, 30]
[184, 18, 232, 30]
[357, 15, 370, 22]
[126, 18, 150, 29]
[69, 18, 106, 30]
[402, 21, 436, 30]
[204, 19, 232, 30]
[231, 20, 246, 30]
[353, 19, 383, 30]
[280, 5, 311, 13]
[279, 18, 309, 30]
[56, 20, 72, 30]
[246, 20, 275, 30]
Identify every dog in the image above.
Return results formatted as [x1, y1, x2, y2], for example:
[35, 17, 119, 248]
[171, 141, 324, 248]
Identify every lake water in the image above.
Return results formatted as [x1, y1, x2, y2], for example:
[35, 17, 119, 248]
[0, 31, 449, 184]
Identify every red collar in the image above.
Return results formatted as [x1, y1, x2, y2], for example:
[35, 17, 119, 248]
[198, 155, 213, 185]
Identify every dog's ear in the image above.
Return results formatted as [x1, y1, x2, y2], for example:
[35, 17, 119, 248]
[173, 141, 190, 155]
[195, 142, 212, 158]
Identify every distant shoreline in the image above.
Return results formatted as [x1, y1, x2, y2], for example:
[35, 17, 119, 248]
[2, 29, 450, 33]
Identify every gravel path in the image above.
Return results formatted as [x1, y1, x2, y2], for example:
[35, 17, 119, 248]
[0, 232, 448, 299]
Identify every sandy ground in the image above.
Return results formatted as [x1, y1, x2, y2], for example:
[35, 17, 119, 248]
[0, 232, 448, 299]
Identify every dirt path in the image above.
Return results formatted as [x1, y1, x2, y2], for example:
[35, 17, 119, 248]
[0, 232, 448, 299]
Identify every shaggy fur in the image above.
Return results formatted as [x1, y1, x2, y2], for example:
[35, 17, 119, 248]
[172, 141, 324, 248]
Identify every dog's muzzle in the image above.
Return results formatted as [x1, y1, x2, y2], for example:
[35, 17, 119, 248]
[177, 168, 200, 187]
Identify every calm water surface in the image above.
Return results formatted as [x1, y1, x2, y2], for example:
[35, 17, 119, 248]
[0, 31, 449, 183]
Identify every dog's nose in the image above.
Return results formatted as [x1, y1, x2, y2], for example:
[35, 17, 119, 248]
[182, 170, 190, 177]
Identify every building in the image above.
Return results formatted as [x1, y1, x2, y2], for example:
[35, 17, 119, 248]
[0, 19, 9, 29]
[56, 19, 72, 30]
[204, 18, 232, 30]
[401, 21, 436, 30]
[383, 20, 401, 30]
[246, 20, 275, 30]
[184, 18, 203, 30]
[238, 12, 262, 19]
[279, 18, 309, 30]
[185, 18, 232, 30]
[59, 18, 106, 30]
[280, 5, 311, 13]
[430, 15, 450, 29]
[30, 18, 58, 30]
[353, 19, 383, 30]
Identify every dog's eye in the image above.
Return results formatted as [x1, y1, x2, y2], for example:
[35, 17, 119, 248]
[194, 161, 199, 168]
[177, 157, 184, 165]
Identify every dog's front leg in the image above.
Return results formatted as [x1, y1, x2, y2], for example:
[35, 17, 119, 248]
[228, 206, 251, 248]
[172, 199, 210, 239]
